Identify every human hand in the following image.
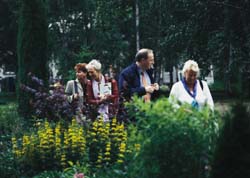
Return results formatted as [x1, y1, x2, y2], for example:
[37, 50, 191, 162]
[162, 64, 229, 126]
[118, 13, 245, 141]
[99, 94, 108, 103]
[73, 93, 79, 100]
[104, 94, 111, 100]
[152, 83, 159, 91]
[99, 94, 105, 100]
[145, 85, 154, 93]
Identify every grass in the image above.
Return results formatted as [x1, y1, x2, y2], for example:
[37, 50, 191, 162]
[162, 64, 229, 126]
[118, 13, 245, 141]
[0, 92, 16, 105]
[0, 102, 26, 136]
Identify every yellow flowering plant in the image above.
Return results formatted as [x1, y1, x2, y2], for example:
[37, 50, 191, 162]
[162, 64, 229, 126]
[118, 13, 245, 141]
[11, 117, 134, 174]
[86, 117, 129, 169]
[12, 119, 87, 171]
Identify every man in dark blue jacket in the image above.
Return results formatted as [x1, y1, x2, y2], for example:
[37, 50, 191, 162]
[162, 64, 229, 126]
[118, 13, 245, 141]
[119, 48, 159, 102]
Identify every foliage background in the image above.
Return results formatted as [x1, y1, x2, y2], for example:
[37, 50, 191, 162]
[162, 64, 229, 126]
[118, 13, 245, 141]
[125, 98, 220, 178]
[1, 0, 250, 96]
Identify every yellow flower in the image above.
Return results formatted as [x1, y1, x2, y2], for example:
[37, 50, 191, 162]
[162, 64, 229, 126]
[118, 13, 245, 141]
[93, 138, 98, 142]
[61, 154, 67, 167]
[117, 159, 124, 163]
[96, 159, 102, 163]
[118, 153, 124, 158]
[104, 152, 111, 156]
[134, 144, 141, 151]
[119, 142, 126, 153]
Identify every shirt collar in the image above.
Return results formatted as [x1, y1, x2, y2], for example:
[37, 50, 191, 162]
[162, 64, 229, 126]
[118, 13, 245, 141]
[181, 78, 198, 98]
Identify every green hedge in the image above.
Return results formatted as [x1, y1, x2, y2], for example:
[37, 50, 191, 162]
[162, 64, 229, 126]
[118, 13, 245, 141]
[126, 97, 220, 178]
[0, 103, 22, 178]
[0, 103, 23, 135]
[211, 103, 250, 178]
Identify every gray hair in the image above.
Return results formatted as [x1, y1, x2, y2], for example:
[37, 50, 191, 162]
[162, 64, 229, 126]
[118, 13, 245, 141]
[86, 59, 102, 71]
[182, 60, 200, 76]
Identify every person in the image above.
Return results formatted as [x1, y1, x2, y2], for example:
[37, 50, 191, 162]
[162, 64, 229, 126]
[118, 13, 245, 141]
[119, 48, 159, 102]
[65, 63, 88, 124]
[169, 60, 214, 110]
[86, 59, 119, 122]
[108, 65, 119, 82]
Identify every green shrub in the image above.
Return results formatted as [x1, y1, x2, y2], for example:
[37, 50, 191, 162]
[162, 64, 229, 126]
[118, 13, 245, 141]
[0, 103, 27, 178]
[12, 118, 131, 176]
[0, 103, 24, 135]
[33, 162, 91, 178]
[209, 80, 224, 91]
[126, 97, 220, 178]
[211, 103, 250, 178]
[33, 170, 62, 178]
[12, 119, 87, 174]
[0, 135, 19, 178]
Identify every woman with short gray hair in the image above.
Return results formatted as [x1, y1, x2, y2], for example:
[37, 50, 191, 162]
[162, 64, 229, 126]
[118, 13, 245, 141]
[169, 60, 214, 110]
[86, 59, 119, 121]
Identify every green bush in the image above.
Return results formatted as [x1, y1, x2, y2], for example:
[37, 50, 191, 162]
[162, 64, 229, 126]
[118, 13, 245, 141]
[33, 170, 62, 178]
[0, 103, 27, 178]
[0, 103, 24, 135]
[209, 80, 224, 91]
[12, 118, 130, 176]
[126, 97, 220, 178]
[0, 135, 19, 178]
[33, 162, 91, 178]
[211, 103, 250, 178]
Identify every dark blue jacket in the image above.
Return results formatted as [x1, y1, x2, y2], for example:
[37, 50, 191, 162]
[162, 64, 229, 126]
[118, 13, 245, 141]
[119, 63, 156, 100]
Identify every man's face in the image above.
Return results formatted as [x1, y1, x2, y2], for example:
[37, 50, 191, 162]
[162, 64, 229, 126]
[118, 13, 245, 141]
[142, 52, 154, 70]
[76, 70, 87, 80]
[184, 70, 197, 86]
[87, 67, 99, 80]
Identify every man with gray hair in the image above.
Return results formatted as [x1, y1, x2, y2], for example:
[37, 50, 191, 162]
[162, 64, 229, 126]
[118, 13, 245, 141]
[119, 48, 159, 102]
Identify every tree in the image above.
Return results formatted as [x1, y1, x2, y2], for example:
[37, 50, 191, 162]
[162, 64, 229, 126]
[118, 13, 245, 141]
[17, 0, 48, 117]
[0, 0, 18, 71]
[212, 104, 250, 178]
[47, 0, 96, 79]
[136, 0, 250, 97]
[47, 0, 134, 79]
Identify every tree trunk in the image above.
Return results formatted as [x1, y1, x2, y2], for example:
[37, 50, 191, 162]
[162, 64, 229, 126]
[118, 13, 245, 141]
[223, 0, 232, 95]
[17, 0, 48, 118]
[135, 0, 140, 51]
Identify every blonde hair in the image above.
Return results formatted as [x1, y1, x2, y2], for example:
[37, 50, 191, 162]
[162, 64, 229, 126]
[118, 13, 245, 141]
[182, 60, 200, 77]
[86, 59, 102, 71]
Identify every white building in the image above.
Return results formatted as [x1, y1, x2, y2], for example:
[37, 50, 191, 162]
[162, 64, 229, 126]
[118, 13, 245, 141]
[161, 65, 214, 85]
[0, 66, 16, 92]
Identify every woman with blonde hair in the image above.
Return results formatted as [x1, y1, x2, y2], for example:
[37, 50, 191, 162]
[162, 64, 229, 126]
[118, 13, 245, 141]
[169, 60, 214, 110]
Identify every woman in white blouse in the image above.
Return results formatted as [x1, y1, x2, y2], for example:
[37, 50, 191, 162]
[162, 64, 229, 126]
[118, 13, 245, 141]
[169, 60, 214, 110]
[86, 59, 119, 122]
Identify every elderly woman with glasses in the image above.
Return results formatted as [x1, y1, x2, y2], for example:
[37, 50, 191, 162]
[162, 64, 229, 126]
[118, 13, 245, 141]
[169, 60, 214, 110]
[86, 59, 119, 121]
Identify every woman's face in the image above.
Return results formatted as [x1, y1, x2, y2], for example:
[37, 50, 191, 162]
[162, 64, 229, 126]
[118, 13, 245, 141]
[88, 67, 99, 80]
[184, 70, 197, 86]
[76, 70, 87, 80]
